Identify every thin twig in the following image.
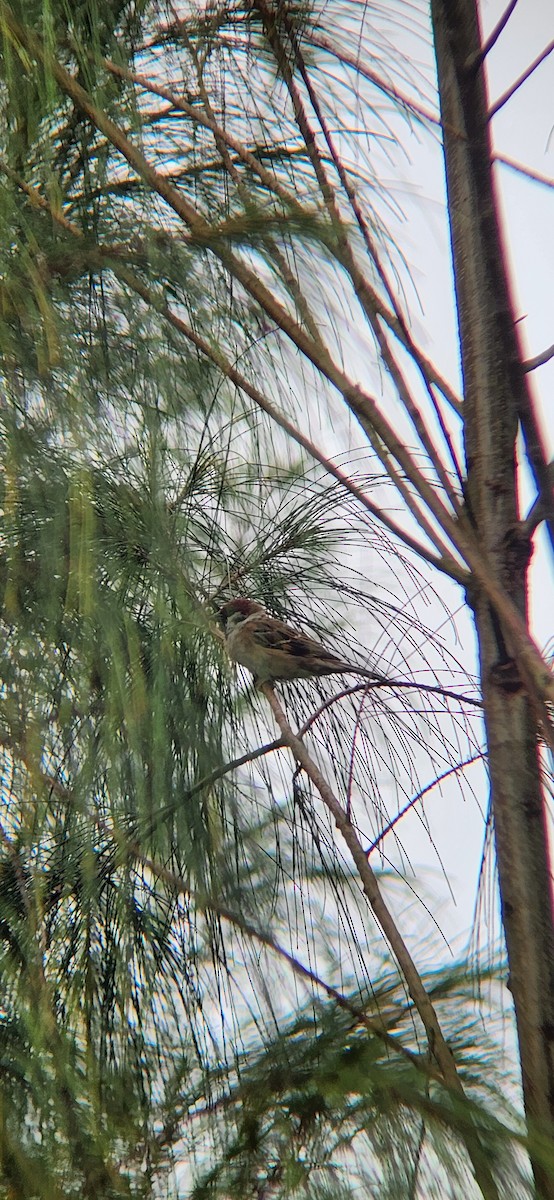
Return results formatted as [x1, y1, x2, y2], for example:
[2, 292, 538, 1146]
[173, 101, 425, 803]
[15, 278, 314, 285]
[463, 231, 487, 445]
[523, 343, 554, 373]
[470, 0, 520, 67]
[259, 682, 463, 1088]
[489, 39, 554, 118]
[366, 754, 484, 856]
[260, 679, 501, 1197]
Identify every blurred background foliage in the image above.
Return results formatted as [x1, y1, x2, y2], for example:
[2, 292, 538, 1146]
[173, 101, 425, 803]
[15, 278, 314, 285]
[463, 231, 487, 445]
[0, 0, 544, 1196]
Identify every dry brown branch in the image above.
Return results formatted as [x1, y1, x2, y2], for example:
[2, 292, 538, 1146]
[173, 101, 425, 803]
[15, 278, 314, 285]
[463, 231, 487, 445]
[259, 680, 500, 1199]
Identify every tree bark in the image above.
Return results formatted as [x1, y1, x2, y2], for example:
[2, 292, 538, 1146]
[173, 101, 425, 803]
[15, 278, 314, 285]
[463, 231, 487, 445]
[431, 1, 554, 1194]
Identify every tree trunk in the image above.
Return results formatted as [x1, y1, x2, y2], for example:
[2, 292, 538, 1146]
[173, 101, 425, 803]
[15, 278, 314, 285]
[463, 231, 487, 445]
[431, 1, 554, 1193]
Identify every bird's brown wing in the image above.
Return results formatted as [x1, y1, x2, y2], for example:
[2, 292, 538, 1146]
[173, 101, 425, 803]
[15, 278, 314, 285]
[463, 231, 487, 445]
[250, 617, 342, 664]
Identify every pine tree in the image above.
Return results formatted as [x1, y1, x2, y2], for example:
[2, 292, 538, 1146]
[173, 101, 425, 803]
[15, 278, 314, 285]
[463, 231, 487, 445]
[0, 1, 552, 1196]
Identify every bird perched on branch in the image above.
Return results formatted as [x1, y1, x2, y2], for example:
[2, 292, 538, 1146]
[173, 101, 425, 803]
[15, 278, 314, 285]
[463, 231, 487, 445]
[218, 598, 377, 685]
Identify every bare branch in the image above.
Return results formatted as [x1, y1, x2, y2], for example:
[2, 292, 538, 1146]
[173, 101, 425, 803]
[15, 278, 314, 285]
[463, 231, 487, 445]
[366, 754, 484, 856]
[523, 343, 554, 372]
[260, 681, 501, 1200]
[489, 39, 554, 119]
[472, 0, 520, 65]
[494, 153, 554, 188]
[520, 462, 554, 537]
[259, 682, 463, 1084]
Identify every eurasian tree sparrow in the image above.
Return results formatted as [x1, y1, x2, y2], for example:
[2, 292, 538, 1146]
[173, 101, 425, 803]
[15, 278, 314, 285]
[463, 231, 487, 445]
[218, 598, 377, 685]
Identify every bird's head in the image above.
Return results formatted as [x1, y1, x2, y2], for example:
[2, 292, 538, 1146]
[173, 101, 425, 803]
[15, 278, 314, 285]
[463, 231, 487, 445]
[218, 598, 265, 632]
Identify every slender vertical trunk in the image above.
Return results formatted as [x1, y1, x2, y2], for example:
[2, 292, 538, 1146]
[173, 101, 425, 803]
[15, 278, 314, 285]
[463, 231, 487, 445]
[431, 1, 554, 1193]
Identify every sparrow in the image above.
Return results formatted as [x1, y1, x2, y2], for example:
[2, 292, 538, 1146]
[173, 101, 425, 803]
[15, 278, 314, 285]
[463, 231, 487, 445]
[218, 598, 377, 685]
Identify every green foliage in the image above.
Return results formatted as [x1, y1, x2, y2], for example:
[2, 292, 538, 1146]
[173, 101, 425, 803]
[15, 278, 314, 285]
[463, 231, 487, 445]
[0, 1, 547, 1197]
